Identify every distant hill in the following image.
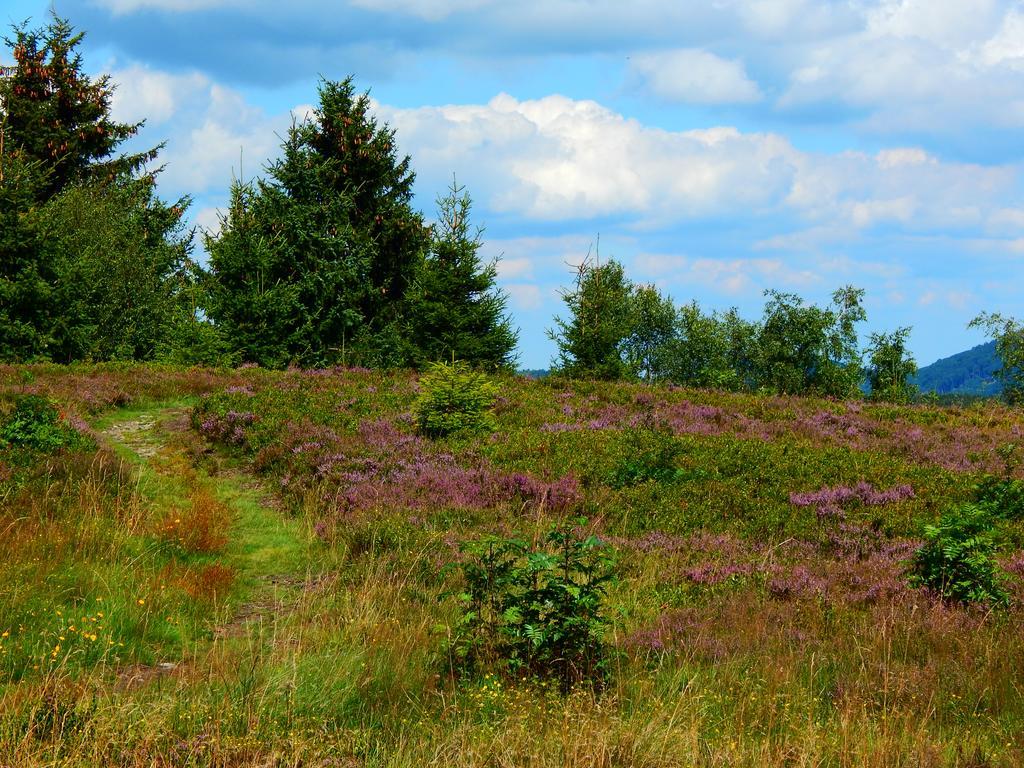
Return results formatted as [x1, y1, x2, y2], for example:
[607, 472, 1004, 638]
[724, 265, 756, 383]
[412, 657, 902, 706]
[914, 341, 1001, 397]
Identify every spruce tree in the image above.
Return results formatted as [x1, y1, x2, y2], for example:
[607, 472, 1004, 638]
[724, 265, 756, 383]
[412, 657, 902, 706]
[0, 16, 191, 363]
[0, 16, 159, 200]
[206, 77, 430, 368]
[0, 151, 52, 359]
[406, 179, 518, 369]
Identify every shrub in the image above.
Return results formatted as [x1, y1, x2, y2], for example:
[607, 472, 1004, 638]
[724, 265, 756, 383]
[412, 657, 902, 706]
[0, 395, 91, 452]
[444, 521, 616, 692]
[974, 475, 1024, 521]
[414, 360, 498, 438]
[607, 420, 684, 488]
[908, 504, 1009, 606]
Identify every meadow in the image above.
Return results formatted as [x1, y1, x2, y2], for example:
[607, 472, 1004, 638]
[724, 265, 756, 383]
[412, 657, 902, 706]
[2, 363, 1024, 766]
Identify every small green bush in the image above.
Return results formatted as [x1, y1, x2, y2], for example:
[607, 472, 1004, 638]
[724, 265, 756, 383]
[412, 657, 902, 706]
[974, 475, 1024, 521]
[908, 504, 1009, 606]
[443, 521, 617, 692]
[414, 360, 498, 438]
[607, 420, 684, 488]
[0, 395, 92, 452]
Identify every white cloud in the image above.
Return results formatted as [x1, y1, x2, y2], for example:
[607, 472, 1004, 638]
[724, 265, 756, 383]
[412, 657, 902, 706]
[976, 8, 1024, 69]
[630, 49, 762, 104]
[776, 0, 1024, 133]
[987, 207, 1024, 233]
[349, 0, 494, 20]
[633, 253, 821, 295]
[376, 93, 1018, 236]
[876, 148, 934, 169]
[378, 94, 800, 222]
[108, 68, 305, 197]
[192, 206, 225, 235]
[99, 0, 238, 13]
[109, 65, 209, 125]
[495, 257, 534, 280]
[504, 283, 543, 310]
[848, 197, 917, 228]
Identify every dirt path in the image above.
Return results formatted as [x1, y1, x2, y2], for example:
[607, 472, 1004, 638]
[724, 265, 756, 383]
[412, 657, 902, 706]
[97, 402, 320, 684]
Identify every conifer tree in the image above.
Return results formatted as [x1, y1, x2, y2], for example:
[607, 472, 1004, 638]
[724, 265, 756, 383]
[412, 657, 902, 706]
[0, 16, 159, 200]
[406, 179, 518, 369]
[206, 77, 430, 368]
[0, 16, 192, 363]
[0, 151, 52, 358]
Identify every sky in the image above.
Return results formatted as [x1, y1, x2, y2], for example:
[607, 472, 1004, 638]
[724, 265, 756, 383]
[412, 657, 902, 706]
[5, 0, 1024, 369]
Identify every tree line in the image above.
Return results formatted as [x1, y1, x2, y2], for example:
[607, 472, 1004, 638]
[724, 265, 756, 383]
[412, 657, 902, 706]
[0, 17, 516, 370]
[1, 17, 1022, 404]
[546, 256, 919, 402]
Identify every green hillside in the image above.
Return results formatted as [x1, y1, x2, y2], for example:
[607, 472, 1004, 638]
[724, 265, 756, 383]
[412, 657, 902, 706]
[3, 364, 1024, 765]
[914, 341, 1001, 396]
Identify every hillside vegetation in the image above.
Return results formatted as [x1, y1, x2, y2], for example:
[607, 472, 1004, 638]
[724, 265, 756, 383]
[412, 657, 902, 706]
[3, 364, 1024, 766]
[915, 342, 1002, 398]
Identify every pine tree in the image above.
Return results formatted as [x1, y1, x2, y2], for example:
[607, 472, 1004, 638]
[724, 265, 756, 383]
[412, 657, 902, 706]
[206, 77, 430, 368]
[0, 16, 159, 200]
[0, 16, 191, 363]
[406, 179, 518, 369]
[0, 151, 53, 359]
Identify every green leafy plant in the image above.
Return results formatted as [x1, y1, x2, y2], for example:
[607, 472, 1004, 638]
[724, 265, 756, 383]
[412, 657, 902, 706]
[443, 521, 617, 692]
[607, 420, 684, 488]
[973, 476, 1024, 521]
[0, 395, 91, 452]
[548, 255, 634, 381]
[414, 360, 498, 438]
[908, 504, 1009, 606]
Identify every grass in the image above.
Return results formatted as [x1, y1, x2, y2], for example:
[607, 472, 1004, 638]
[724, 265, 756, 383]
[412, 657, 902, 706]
[1, 364, 1024, 765]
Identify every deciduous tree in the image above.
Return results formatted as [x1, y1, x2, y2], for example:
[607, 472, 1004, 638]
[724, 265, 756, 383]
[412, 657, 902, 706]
[548, 255, 633, 380]
[969, 312, 1024, 405]
[866, 327, 918, 403]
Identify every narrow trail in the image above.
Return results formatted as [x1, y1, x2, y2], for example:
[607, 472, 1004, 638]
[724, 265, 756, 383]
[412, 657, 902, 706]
[96, 402, 323, 683]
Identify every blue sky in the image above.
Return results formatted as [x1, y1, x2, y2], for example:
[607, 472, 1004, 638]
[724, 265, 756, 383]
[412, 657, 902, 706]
[6, 0, 1024, 368]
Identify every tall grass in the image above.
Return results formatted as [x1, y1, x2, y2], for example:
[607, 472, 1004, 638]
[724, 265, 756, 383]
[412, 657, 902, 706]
[2, 365, 1024, 766]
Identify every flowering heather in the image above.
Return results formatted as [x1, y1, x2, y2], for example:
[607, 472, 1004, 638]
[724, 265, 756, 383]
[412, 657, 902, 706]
[789, 481, 916, 520]
[531, 381, 1024, 476]
[8, 365, 1024, 764]
[197, 410, 257, 447]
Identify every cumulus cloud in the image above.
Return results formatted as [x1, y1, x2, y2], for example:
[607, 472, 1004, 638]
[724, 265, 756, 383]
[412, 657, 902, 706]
[108, 65, 209, 125]
[68, 0, 1024, 149]
[107, 67, 306, 197]
[776, 0, 1024, 137]
[375, 93, 1018, 234]
[630, 49, 762, 104]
